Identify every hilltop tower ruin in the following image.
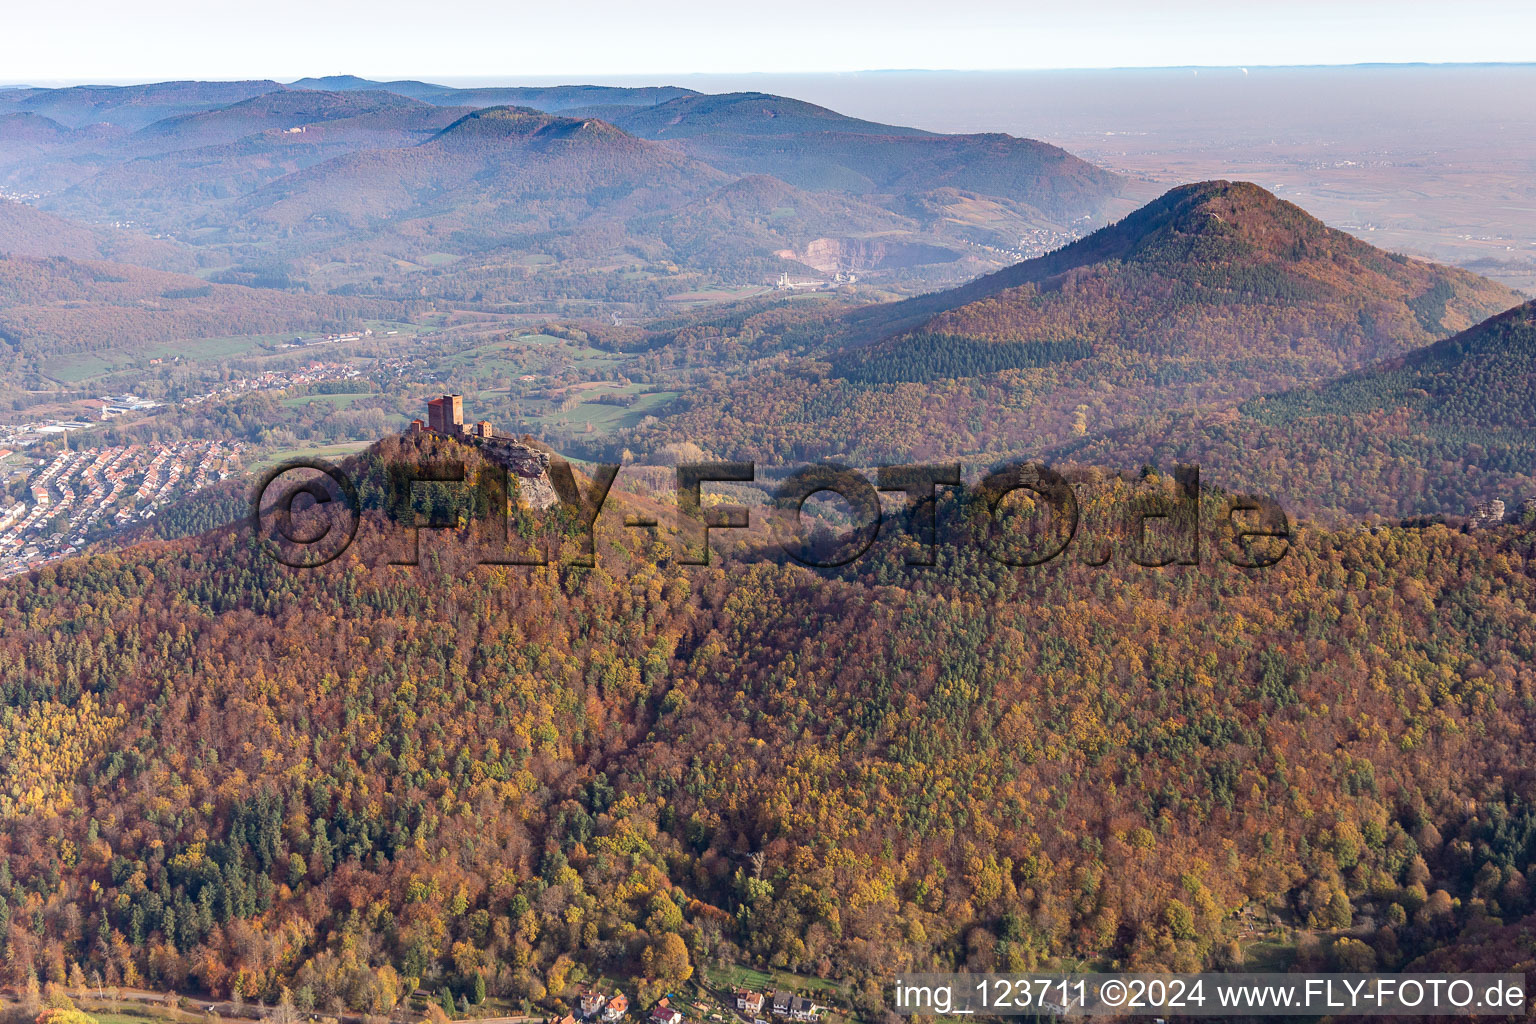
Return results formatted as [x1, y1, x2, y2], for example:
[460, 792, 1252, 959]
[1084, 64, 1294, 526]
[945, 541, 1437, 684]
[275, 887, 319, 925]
[426, 394, 464, 436]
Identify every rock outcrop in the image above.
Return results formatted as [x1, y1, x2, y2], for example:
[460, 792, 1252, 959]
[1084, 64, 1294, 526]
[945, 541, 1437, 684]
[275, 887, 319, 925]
[480, 438, 559, 510]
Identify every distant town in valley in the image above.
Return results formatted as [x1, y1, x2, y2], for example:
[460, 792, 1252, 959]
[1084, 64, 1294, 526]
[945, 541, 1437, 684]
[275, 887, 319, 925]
[0, 439, 240, 576]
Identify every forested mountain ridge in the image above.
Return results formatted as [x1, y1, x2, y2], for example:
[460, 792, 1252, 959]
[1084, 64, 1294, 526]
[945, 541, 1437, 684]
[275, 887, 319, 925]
[40, 94, 476, 226]
[1057, 299, 1536, 518]
[211, 106, 1058, 280]
[4, 92, 474, 221]
[609, 181, 1520, 479]
[287, 77, 701, 112]
[844, 179, 1516, 368]
[0, 200, 197, 271]
[0, 436, 1534, 1009]
[0, 81, 286, 130]
[591, 91, 931, 139]
[603, 92, 1122, 222]
[120, 90, 453, 155]
[0, 80, 1130, 296]
[222, 107, 731, 250]
[0, 78, 693, 133]
[0, 114, 127, 188]
[0, 253, 394, 377]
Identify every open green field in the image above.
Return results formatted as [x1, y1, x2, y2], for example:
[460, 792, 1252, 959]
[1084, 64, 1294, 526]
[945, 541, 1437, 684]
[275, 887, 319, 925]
[57, 1001, 203, 1024]
[42, 352, 117, 384]
[42, 333, 289, 383]
[527, 389, 678, 433]
[701, 963, 844, 997]
[441, 340, 519, 368]
[1241, 938, 1298, 971]
[88, 1012, 183, 1024]
[140, 334, 281, 361]
[519, 336, 623, 371]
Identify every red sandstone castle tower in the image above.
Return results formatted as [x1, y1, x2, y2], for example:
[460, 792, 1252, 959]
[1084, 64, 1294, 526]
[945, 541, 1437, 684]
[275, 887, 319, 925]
[426, 393, 464, 436]
[417, 394, 492, 439]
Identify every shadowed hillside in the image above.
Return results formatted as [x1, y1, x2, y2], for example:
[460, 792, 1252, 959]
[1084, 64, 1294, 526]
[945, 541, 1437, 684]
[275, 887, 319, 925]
[0, 200, 196, 270]
[606, 92, 1123, 221]
[1059, 299, 1536, 518]
[0, 254, 394, 373]
[609, 181, 1521, 471]
[845, 180, 1516, 372]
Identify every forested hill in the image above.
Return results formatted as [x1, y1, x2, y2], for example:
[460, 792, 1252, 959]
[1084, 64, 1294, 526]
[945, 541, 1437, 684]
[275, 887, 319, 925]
[0, 200, 196, 270]
[285, 78, 700, 111]
[0, 81, 284, 129]
[611, 182, 1520, 475]
[842, 180, 1516, 370]
[0, 253, 392, 377]
[225, 106, 728, 239]
[600, 91, 932, 139]
[602, 92, 1122, 222]
[0, 80, 1131, 294]
[1059, 299, 1536, 519]
[0, 435, 1534, 1010]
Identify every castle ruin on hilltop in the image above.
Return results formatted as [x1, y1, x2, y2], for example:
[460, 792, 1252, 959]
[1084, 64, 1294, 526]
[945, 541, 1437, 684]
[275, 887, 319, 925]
[411, 394, 557, 509]
[414, 392, 495, 440]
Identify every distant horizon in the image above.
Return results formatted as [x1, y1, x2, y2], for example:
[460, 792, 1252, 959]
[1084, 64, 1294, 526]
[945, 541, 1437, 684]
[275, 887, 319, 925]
[5, 0, 1535, 83]
[5, 61, 1536, 90]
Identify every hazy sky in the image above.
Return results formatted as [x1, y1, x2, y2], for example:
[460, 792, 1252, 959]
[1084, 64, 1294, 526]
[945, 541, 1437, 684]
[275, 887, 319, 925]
[4, 0, 1535, 83]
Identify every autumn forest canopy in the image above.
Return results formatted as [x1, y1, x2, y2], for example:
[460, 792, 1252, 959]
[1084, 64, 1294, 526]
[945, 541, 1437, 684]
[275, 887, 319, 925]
[2, 444, 1536, 1017]
[0, 71, 1535, 1024]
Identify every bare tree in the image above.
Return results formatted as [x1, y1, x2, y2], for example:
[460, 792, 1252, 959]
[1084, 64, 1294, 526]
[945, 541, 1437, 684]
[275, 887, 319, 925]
[272, 988, 300, 1024]
[20, 969, 42, 1017]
